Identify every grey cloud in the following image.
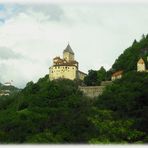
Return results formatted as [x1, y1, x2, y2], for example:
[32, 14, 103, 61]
[26, 4, 64, 21]
[0, 46, 23, 60]
[0, 4, 65, 23]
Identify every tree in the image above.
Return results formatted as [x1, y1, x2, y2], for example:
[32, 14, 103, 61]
[132, 39, 137, 46]
[97, 66, 107, 81]
[84, 70, 100, 86]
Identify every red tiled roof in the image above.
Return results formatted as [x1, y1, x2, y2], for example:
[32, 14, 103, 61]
[112, 70, 123, 77]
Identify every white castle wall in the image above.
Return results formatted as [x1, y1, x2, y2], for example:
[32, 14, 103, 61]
[49, 65, 77, 80]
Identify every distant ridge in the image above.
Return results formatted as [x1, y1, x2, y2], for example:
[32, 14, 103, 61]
[0, 82, 20, 97]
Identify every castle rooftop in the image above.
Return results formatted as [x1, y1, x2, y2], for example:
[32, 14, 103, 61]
[63, 44, 74, 54]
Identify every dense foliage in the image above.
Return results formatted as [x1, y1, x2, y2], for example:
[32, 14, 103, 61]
[0, 71, 147, 144]
[90, 71, 148, 143]
[0, 35, 148, 144]
[84, 67, 107, 86]
[0, 76, 98, 143]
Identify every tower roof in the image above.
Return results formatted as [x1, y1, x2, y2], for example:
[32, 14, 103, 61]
[138, 58, 145, 64]
[63, 44, 74, 54]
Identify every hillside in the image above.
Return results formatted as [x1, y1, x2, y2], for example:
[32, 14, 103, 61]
[0, 76, 97, 143]
[111, 35, 148, 72]
[0, 71, 147, 143]
[91, 71, 148, 143]
[0, 34, 147, 143]
[0, 83, 20, 97]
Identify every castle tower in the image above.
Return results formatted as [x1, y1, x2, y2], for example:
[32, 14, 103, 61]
[63, 44, 74, 62]
[49, 44, 87, 81]
[137, 58, 146, 72]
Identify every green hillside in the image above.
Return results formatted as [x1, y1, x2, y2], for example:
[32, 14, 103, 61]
[0, 76, 97, 143]
[91, 71, 148, 143]
[0, 83, 20, 98]
[0, 84, 19, 91]
[111, 35, 148, 72]
[0, 34, 147, 143]
[0, 71, 147, 143]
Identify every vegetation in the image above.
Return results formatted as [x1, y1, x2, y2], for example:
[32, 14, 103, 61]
[0, 35, 148, 143]
[0, 77, 98, 143]
[84, 66, 107, 86]
[0, 83, 19, 98]
[0, 71, 147, 144]
[90, 71, 148, 143]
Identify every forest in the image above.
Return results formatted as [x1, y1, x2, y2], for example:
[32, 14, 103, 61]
[0, 35, 148, 143]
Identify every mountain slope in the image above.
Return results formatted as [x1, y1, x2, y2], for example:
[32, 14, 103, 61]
[112, 35, 148, 72]
[0, 83, 20, 97]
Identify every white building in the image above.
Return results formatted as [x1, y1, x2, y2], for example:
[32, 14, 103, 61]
[137, 58, 147, 72]
[111, 70, 123, 81]
[49, 44, 87, 81]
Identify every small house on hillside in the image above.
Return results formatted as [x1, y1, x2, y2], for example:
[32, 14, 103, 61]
[111, 70, 123, 81]
[137, 57, 148, 72]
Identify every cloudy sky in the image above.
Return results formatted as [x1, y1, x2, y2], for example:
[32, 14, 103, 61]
[0, 1, 148, 88]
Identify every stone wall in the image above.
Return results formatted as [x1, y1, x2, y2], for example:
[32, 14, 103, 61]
[79, 81, 112, 98]
[79, 86, 105, 98]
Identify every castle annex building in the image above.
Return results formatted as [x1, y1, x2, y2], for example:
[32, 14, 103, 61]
[137, 57, 148, 72]
[49, 44, 87, 81]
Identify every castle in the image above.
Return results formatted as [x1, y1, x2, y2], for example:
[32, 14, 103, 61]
[49, 44, 87, 81]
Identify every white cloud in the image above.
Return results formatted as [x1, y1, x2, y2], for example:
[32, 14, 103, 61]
[0, 46, 23, 60]
[0, 3, 148, 88]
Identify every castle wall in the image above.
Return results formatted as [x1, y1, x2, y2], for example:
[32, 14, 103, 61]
[77, 71, 87, 80]
[79, 86, 105, 98]
[49, 65, 77, 80]
[79, 81, 112, 98]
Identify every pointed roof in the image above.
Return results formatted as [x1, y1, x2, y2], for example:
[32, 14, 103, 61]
[63, 44, 74, 54]
[138, 58, 145, 64]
